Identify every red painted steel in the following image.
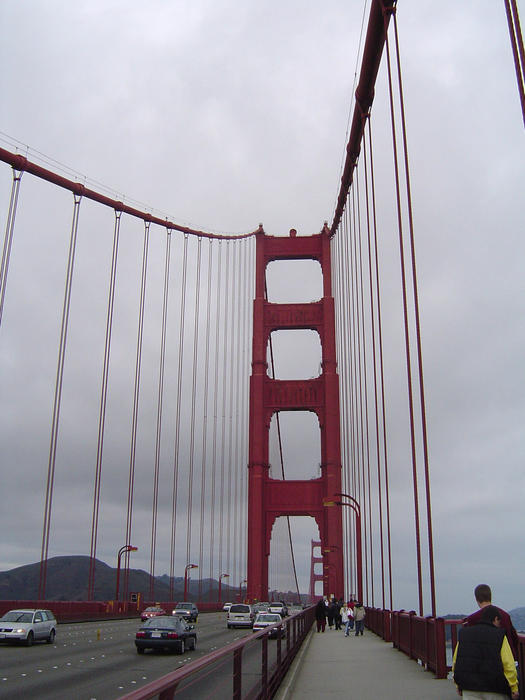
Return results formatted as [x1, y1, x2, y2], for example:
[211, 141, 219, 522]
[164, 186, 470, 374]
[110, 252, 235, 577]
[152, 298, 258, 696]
[0, 147, 259, 241]
[308, 540, 324, 602]
[117, 606, 315, 700]
[331, 0, 396, 235]
[247, 227, 344, 601]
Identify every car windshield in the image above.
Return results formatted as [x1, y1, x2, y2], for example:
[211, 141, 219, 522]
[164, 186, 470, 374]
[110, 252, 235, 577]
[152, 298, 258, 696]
[142, 616, 178, 628]
[257, 614, 281, 623]
[175, 603, 191, 609]
[1, 611, 33, 622]
[230, 605, 250, 613]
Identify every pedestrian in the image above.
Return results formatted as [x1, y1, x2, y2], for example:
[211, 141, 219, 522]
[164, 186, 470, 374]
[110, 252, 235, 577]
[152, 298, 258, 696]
[327, 598, 336, 629]
[334, 598, 343, 630]
[348, 598, 355, 631]
[315, 598, 327, 633]
[341, 601, 354, 637]
[354, 601, 365, 636]
[463, 584, 519, 662]
[453, 604, 519, 699]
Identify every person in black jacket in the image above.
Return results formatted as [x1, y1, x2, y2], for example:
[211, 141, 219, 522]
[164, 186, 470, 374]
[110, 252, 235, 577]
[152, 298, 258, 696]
[453, 605, 519, 699]
[315, 598, 327, 633]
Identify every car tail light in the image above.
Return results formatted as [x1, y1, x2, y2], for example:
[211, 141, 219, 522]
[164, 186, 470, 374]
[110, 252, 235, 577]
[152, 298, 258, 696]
[166, 633, 179, 639]
[136, 631, 146, 638]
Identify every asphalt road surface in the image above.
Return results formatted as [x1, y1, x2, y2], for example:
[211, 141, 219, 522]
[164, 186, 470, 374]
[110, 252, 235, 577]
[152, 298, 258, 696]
[0, 612, 268, 700]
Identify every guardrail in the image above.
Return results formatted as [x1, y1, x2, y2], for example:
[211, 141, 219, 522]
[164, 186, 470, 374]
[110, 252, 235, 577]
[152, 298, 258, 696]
[117, 606, 315, 700]
[0, 600, 225, 622]
[366, 606, 525, 693]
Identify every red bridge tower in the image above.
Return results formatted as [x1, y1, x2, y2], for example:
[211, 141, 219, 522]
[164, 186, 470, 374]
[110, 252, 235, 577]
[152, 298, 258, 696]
[247, 226, 344, 601]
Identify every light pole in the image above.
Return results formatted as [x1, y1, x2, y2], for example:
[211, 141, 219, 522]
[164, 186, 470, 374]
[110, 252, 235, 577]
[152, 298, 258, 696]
[218, 573, 229, 603]
[335, 493, 362, 602]
[115, 545, 138, 602]
[239, 578, 247, 602]
[184, 564, 198, 601]
[324, 493, 363, 603]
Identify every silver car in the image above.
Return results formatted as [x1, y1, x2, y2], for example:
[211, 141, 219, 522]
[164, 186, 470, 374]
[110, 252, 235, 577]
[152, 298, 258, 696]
[172, 602, 199, 622]
[0, 609, 57, 645]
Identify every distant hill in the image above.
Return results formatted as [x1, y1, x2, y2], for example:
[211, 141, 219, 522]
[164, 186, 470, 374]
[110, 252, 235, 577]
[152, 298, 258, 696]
[0, 556, 235, 602]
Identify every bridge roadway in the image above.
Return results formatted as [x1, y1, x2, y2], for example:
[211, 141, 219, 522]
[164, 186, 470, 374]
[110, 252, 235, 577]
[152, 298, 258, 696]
[0, 611, 260, 699]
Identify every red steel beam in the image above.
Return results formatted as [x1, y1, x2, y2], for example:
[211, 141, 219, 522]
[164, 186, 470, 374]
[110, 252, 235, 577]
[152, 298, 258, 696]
[331, 0, 396, 236]
[0, 146, 258, 240]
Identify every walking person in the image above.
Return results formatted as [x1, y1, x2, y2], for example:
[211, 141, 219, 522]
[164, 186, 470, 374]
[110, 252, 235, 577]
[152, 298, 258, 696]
[354, 601, 365, 636]
[334, 598, 343, 630]
[453, 604, 519, 699]
[463, 584, 519, 662]
[315, 598, 327, 633]
[341, 602, 353, 637]
[327, 598, 336, 630]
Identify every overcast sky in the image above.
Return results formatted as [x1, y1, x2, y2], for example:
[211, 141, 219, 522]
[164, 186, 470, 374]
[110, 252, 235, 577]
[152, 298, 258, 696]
[1, 1, 524, 616]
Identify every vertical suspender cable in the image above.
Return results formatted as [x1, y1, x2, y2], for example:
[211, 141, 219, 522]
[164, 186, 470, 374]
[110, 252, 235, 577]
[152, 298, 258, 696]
[356, 163, 375, 607]
[149, 227, 172, 600]
[232, 240, 243, 588]
[208, 241, 223, 595]
[0, 168, 23, 326]
[226, 241, 237, 578]
[344, 202, 357, 597]
[218, 242, 230, 580]
[392, 12, 436, 617]
[384, 18, 424, 617]
[123, 219, 150, 602]
[169, 234, 189, 601]
[88, 209, 122, 600]
[185, 238, 202, 576]
[353, 174, 369, 604]
[39, 192, 82, 599]
[367, 117, 394, 611]
[198, 240, 214, 601]
[362, 129, 386, 610]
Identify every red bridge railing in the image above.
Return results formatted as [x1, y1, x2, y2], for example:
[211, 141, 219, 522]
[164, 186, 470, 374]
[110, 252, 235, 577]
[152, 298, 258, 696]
[366, 606, 525, 692]
[117, 605, 315, 700]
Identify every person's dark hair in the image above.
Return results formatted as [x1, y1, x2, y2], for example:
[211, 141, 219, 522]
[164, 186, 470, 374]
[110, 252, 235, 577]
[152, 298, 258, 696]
[481, 605, 500, 624]
[474, 583, 492, 604]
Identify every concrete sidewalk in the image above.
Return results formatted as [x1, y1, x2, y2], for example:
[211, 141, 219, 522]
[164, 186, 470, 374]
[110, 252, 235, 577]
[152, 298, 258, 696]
[275, 624, 458, 700]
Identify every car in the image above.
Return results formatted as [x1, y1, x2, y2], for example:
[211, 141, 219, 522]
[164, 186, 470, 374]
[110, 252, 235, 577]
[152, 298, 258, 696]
[252, 613, 286, 638]
[0, 608, 57, 646]
[222, 602, 233, 612]
[268, 601, 288, 617]
[140, 606, 167, 622]
[135, 615, 197, 654]
[253, 602, 270, 614]
[172, 602, 199, 622]
[227, 603, 254, 629]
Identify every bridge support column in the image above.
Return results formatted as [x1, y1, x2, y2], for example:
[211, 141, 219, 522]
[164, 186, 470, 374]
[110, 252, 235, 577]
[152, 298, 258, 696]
[247, 226, 344, 601]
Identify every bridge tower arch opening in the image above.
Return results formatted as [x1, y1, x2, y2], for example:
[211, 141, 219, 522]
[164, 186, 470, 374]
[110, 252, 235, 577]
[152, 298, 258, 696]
[268, 515, 320, 602]
[247, 226, 344, 602]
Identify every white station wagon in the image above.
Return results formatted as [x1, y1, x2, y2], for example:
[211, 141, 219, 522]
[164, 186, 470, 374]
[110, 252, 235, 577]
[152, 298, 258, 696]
[227, 603, 254, 629]
[0, 608, 57, 645]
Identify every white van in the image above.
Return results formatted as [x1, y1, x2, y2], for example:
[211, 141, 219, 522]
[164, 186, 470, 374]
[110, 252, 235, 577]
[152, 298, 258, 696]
[227, 603, 253, 629]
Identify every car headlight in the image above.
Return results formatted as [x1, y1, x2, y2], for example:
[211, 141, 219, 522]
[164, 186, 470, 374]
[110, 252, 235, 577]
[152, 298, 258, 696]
[15, 628, 26, 634]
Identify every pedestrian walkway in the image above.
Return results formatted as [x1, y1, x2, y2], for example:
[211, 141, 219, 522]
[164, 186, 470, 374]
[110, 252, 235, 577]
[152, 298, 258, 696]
[275, 624, 458, 700]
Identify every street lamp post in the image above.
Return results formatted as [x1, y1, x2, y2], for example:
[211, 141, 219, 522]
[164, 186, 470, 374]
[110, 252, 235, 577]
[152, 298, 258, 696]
[239, 578, 247, 602]
[323, 493, 363, 603]
[115, 545, 138, 602]
[335, 493, 362, 602]
[184, 564, 198, 601]
[218, 573, 229, 603]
